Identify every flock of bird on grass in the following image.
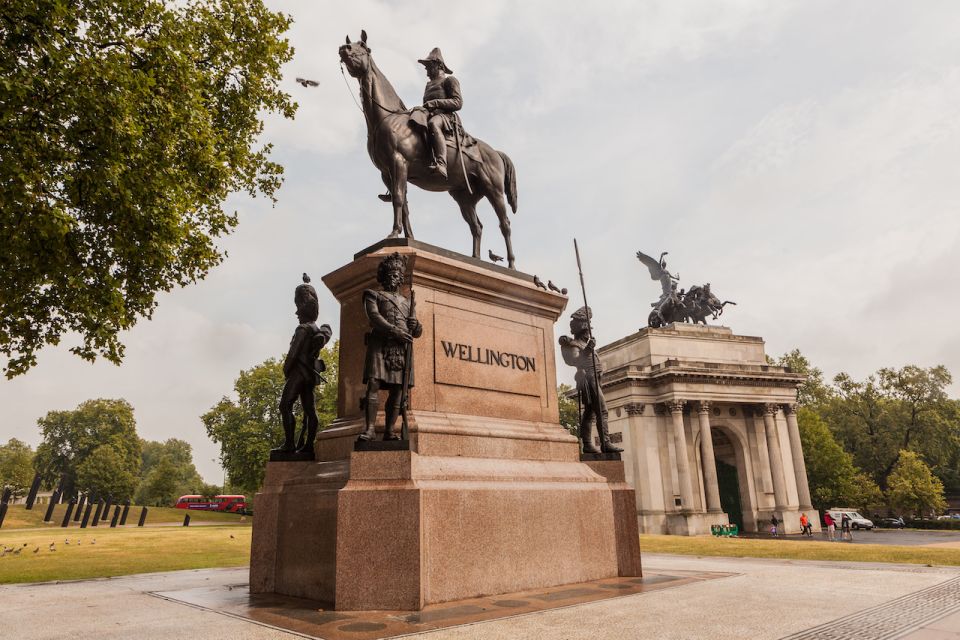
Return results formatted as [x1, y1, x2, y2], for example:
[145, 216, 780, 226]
[1, 532, 239, 559]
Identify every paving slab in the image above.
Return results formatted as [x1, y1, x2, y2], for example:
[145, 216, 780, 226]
[1, 554, 958, 640]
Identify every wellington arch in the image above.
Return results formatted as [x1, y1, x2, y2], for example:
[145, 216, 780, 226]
[598, 324, 821, 535]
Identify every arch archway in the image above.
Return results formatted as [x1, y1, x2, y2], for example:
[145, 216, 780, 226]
[695, 423, 757, 532]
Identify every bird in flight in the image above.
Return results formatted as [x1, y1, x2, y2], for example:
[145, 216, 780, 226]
[296, 77, 319, 87]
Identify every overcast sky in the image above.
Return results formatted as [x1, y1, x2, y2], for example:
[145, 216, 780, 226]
[4, 0, 960, 484]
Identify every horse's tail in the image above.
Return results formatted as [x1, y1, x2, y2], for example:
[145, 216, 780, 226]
[498, 151, 518, 213]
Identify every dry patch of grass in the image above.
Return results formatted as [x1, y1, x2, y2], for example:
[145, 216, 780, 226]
[0, 525, 251, 584]
[640, 534, 960, 567]
[1, 504, 249, 530]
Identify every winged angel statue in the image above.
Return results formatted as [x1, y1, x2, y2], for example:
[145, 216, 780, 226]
[635, 250, 735, 328]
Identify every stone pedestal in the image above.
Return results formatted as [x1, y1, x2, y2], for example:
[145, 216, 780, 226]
[250, 239, 641, 610]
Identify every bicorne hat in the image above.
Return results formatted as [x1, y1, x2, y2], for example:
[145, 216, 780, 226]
[418, 47, 452, 74]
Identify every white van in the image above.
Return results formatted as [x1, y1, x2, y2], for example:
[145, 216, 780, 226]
[827, 509, 874, 530]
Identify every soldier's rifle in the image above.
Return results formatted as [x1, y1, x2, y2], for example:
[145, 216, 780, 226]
[398, 274, 416, 441]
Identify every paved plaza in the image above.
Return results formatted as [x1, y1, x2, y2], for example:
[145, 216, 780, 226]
[2, 553, 958, 639]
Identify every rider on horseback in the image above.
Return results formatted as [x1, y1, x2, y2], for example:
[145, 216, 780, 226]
[418, 48, 462, 179]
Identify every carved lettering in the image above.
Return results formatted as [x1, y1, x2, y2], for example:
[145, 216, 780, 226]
[439, 340, 536, 372]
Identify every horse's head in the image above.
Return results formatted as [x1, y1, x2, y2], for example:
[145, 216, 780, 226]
[339, 30, 371, 78]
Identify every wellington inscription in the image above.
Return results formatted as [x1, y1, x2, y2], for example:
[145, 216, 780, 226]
[440, 341, 536, 372]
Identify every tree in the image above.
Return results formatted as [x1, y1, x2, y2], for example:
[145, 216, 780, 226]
[135, 454, 180, 506]
[135, 438, 204, 505]
[33, 398, 142, 498]
[0, 0, 296, 377]
[0, 438, 35, 499]
[558, 384, 579, 437]
[75, 444, 139, 501]
[796, 408, 882, 513]
[203, 342, 339, 494]
[887, 450, 947, 518]
[770, 349, 833, 408]
[824, 365, 956, 490]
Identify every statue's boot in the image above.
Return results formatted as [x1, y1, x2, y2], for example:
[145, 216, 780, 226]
[429, 134, 448, 178]
[295, 424, 317, 455]
[580, 419, 601, 454]
[271, 419, 296, 454]
[382, 403, 401, 441]
[357, 397, 378, 442]
[598, 420, 623, 453]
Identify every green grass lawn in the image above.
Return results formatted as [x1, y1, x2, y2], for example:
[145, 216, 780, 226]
[0, 525, 251, 584]
[640, 534, 960, 567]
[1, 504, 250, 530]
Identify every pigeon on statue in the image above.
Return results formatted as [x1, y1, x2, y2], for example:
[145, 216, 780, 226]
[533, 275, 547, 290]
[488, 250, 504, 263]
[547, 280, 561, 293]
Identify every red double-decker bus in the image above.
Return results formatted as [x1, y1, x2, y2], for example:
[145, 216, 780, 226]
[174, 494, 248, 514]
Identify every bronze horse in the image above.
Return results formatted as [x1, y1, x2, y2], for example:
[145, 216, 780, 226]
[339, 32, 519, 268]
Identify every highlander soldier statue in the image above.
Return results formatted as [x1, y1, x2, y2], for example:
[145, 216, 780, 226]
[272, 274, 333, 460]
[358, 253, 423, 442]
[417, 47, 461, 179]
[560, 307, 622, 455]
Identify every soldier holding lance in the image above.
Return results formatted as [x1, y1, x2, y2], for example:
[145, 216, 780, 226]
[560, 307, 622, 455]
[358, 253, 423, 442]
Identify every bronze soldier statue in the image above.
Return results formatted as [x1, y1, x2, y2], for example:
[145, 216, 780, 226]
[358, 253, 423, 442]
[559, 307, 622, 455]
[418, 47, 462, 179]
[273, 274, 332, 459]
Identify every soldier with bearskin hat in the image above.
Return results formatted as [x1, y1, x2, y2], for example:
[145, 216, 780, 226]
[358, 253, 422, 441]
[272, 274, 332, 459]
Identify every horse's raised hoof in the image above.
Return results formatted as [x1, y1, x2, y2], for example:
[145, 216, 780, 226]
[378, 192, 392, 202]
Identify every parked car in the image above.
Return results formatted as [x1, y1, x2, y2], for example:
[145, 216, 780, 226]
[826, 509, 874, 530]
[876, 516, 905, 528]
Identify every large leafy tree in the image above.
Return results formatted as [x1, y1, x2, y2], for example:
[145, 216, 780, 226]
[135, 438, 204, 505]
[824, 365, 955, 490]
[0, 0, 296, 377]
[33, 398, 142, 498]
[203, 342, 339, 495]
[0, 438, 35, 498]
[796, 408, 881, 513]
[886, 450, 947, 518]
[75, 443, 139, 501]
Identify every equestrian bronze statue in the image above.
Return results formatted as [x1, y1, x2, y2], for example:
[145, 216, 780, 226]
[339, 31, 519, 268]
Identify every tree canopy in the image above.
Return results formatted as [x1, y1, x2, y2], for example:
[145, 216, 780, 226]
[76, 442, 139, 501]
[135, 437, 205, 506]
[886, 450, 948, 517]
[203, 342, 339, 494]
[0, 438, 35, 498]
[0, 0, 296, 377]
[33, 398, 142, 498]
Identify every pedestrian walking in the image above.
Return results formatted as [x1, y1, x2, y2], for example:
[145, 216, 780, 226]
[770, 514, 780, 537]
[800, 512, 811, 537]
[824, 512, 836, 541]
[841, 513, 852, 542]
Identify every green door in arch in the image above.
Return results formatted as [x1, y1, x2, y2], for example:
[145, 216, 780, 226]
[716, 459, 743, 531]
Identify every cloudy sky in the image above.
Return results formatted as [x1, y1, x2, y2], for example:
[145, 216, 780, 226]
[4, 0, 960, 483]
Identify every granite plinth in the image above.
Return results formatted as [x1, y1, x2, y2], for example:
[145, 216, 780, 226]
[250, 241, 642, 610]
[354, 439, 410, 452]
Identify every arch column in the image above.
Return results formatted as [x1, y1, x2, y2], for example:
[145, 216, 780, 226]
[667, 400, 695, 512]
[782, 404, 813, 510]
[762, 403, 789, 510]
[698, 401, 723, 513]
